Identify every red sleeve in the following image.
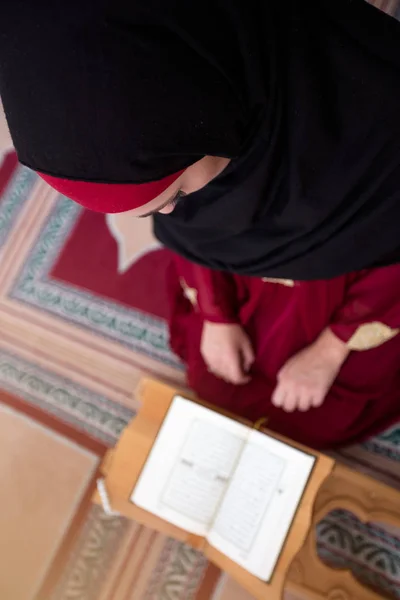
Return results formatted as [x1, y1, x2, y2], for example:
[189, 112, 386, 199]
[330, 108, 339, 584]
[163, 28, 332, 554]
[329, 264, 400, 350]
[173, 254, 239, 323]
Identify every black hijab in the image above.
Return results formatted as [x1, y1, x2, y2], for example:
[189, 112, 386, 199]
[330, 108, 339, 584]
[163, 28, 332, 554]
[1, 0, 400, 279]
[156, 0, 400, 279]
[0, 0, 258, 182]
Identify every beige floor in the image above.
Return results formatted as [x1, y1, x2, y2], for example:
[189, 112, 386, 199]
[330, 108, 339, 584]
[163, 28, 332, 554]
[0, 402, 98, 600]
[0, 100, 12, 156]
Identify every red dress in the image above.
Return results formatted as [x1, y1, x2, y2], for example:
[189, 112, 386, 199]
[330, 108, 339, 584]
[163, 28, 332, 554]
[168, 256, 400, 449]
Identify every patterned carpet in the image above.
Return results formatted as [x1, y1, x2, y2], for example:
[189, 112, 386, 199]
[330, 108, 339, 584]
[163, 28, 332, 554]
[1, 4, 400, 596]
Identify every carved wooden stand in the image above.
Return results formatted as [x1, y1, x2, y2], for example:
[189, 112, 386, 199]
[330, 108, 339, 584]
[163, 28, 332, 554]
[286, 463, 400, 600]
[93, 378, 400, 600]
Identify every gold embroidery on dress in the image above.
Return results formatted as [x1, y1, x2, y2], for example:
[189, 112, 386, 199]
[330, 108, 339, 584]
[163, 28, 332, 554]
[347, 321, 399, 351]
[262, 277, 295, 288]
[179, 278, 198, 308]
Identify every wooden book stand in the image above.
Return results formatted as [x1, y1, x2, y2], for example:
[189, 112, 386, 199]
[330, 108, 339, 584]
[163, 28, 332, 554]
[93, 378, 400, 600]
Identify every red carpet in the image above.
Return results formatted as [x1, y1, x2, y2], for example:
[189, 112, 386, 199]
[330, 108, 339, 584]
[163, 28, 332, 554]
[0, 151, 18, 196]
[51, 210, 173, 320]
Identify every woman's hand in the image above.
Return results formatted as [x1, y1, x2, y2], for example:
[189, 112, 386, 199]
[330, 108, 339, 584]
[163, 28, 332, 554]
[272, 328, 350, 412]
[201, 321, 255, 385]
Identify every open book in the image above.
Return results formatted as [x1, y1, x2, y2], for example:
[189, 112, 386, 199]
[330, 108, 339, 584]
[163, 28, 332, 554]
[131, 396, 315, 582]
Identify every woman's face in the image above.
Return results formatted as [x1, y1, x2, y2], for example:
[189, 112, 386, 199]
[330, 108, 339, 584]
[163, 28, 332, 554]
[127, 155, 231, 218]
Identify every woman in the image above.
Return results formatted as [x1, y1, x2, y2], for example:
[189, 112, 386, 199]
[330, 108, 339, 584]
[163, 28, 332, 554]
[1, 0, 400, 279]
[168, 255, 400, 449]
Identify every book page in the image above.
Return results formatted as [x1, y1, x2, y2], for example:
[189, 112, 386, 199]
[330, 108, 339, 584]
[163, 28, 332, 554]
[131, 396, 249, 536]
[207, 429, 315, 581]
